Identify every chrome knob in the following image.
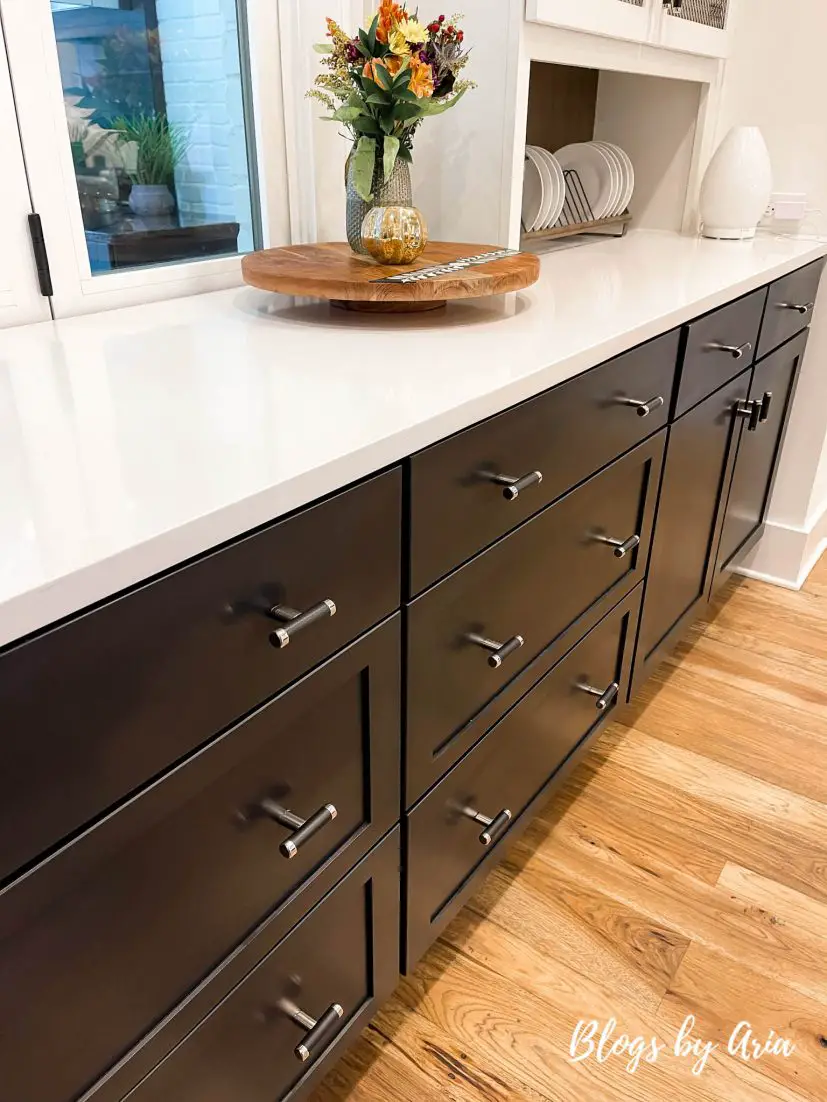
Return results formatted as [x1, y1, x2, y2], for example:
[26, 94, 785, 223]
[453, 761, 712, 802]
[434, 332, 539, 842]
[243, 800, 338, 859]
[460, 805, 512, 847]
[578, 680, 619, 712]
[592, 532, 641, 559]
[779, 301, 814, 314]
[617, 395, 664, 418]
[277, 998, 345, 1063]
[480, 469, 543, 501]
[268, 599, 336, 648]
[708, 341, 752, 360]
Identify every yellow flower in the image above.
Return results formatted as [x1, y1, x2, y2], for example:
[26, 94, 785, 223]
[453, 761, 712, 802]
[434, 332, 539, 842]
[408, 57, 434, 99]
[398, 18, 427, 43]
[388, 28, 411, 55]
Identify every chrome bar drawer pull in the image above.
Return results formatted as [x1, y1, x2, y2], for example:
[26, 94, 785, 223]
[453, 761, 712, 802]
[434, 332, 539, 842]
[259, 799, 338, 859]
[735, 399, 761, 433]
[779, 301, 814, 314]
[593, 533, 641, 559]
[461, 805, 512, 847]
[709, 341, 752, 359]
[268, 599, 336, 648]
[481, 469, 543, 501]
[617, 395, 664, 418]
[578, 680, 619, 712]
[279, 998, 345, 1063]
[758, 391, 773, 424]
[465, 632, 524, 669]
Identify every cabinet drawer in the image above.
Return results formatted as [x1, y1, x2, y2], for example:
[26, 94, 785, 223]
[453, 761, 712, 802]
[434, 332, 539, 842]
[405, 589, 640, 969]
[676, 289, 765, 417]
[0, 620, 399, 1102]
[406, 431, 664, 804]
[679, 288, 763, 416]
[758, 258, 825, 359]
[408, 331, 679, 594]
[120, 830, 400, 1102]
[0, 467, 401, 884]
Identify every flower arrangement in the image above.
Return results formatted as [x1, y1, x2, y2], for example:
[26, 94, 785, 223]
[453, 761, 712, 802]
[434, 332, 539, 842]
[308, 5, 474, 202]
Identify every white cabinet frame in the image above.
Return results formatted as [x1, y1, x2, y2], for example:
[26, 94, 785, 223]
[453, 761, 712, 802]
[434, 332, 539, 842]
[526, 0, 655, 45]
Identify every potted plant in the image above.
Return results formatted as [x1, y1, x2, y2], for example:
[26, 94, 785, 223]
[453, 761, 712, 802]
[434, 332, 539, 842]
[308, 5, 474, 253]
[113, 113, 190, 218]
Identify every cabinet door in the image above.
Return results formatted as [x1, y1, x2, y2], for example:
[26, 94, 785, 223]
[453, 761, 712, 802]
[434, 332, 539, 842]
[525, 0, 654, 44]
[633, 370, 749, 690]
[656, 0, 735, 58]
[714, 330, 808, 586]
[0, 19, 51, 328]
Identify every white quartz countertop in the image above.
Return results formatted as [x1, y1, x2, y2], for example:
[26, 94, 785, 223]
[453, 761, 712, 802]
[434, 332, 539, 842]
[2, 229, 825, 648]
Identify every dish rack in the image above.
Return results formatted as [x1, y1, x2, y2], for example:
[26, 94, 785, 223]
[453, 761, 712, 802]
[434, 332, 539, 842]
[521, 168, 631, 244]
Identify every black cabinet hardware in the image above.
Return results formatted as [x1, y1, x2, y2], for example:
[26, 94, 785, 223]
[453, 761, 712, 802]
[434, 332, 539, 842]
[617, 395, 664, 418]
[28, 214, 54, 298]
[464, 632, 525, 669]
[460, 805, 512, 847]
[577, 680, 619, 711]
[593, 532, 641, 559]
[758, 391, 773, 423]
[257, 800, 338, 859]
[709, 340, 752, 359]
[481, 468, 543, 501]
[735, 399, 761, 433]
[269, 600, 337, 648]
[278, 999, 345, 1063]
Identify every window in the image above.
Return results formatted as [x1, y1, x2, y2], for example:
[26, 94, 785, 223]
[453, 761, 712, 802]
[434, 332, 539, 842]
[0, 0, 288, 318]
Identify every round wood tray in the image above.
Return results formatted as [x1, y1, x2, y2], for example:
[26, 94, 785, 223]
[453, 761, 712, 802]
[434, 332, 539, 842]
[241, 242, 540, 313]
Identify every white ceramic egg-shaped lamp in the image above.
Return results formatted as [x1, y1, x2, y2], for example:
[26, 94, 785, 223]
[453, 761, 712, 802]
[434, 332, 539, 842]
[699, 126, 773, 240]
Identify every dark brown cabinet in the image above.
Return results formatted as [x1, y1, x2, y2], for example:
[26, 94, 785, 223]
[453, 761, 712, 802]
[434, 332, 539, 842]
[0, 467, 401, 886]
[121, 831, 400, 1102]
[0, 619, 400, 1102]
[405, 588, 641, 969]
[406, 432, 664, 803]
[714, 330, 809, 586]
[633, 370, 750, 690]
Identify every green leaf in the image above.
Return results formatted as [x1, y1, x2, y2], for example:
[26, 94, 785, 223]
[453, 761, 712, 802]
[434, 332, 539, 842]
[393, 87, 420, 103]
[392, 62, 411, 87]
[313, 43, 334, 54]
[366, 93, 391, 105]
[360, 76, 383, 98]
[332, 105, 364, 122]
[352, 136, 376, 201]
[356, 31, 371, 56]
[367, 13, 379, 53]
[392, 101, 422, 122]
[397, 144, 413, 163]
[374, 63, 394, 91]
[416, 87, 468, 116]
[382, 135, 400, 181]
[348, 91, 364, 109]
[352, 115, 381, 134]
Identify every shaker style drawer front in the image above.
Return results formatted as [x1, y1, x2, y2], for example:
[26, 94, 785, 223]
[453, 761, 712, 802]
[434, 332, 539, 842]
[406, 432, 664, 803]
[0, 619, 400, 1102]
[676, 289, 765, 416]
[408, 330, 680, 594]
[758, 258, 825, 359]
[405, 590, 640, 969]
[0, 467, 401, 885]
[122, 831, 401, 1102]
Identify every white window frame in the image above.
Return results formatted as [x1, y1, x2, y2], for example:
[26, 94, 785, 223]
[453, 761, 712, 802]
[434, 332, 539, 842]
[0, 0, 292, 318]
[0, 11, 51, 327]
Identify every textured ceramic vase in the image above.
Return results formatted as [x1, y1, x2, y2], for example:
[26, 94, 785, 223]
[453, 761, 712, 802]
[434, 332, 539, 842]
[346, 152, 412, 255]
[361, 205, 428, 265]
[699, 126, 773, 240]
[129, 184, 176, 217]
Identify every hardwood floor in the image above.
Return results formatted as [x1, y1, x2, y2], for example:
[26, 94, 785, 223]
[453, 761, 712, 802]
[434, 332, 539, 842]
[312, 558, 827, 1102]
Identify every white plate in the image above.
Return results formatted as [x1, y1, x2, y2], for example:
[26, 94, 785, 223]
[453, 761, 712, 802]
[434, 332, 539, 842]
[521, 151, 545, 232]
[593, 142, 624, 216]
[531, 146, 566, 229]
[526, 147, 553, 231]
[554, 142, 616, 221]
[599, 141, 634, 214]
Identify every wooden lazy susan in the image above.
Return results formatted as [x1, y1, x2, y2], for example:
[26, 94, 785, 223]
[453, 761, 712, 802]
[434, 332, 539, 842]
[241, 242, 540, 313]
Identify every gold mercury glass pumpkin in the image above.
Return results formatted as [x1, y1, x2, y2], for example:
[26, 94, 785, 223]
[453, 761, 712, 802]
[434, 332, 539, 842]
[360, 205, 428, 265]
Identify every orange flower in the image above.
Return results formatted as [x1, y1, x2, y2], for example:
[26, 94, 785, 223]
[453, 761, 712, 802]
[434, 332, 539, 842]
[408, 56, 434, 99]
[376, 0, 405, 43]
[363, 56, 403, 81]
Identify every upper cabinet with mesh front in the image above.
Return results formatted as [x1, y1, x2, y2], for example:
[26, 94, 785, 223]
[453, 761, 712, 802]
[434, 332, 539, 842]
[526, 0, 736, 58]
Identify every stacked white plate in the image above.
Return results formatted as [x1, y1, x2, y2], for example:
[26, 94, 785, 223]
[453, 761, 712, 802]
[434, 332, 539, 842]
[522, 141, 634, 232]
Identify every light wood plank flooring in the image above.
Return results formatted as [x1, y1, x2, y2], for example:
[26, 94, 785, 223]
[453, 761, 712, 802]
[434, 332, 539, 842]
[313, 557, 827, 1102]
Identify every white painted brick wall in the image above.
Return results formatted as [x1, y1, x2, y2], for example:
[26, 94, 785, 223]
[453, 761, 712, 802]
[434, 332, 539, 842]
[156, 0, 255, 251]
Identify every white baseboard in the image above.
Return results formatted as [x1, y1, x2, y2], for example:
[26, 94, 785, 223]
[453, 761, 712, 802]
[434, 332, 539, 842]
[733, 501, 827, 589]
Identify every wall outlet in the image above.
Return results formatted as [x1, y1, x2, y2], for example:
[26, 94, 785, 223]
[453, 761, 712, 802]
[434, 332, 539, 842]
[765, 192, 808, 222]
